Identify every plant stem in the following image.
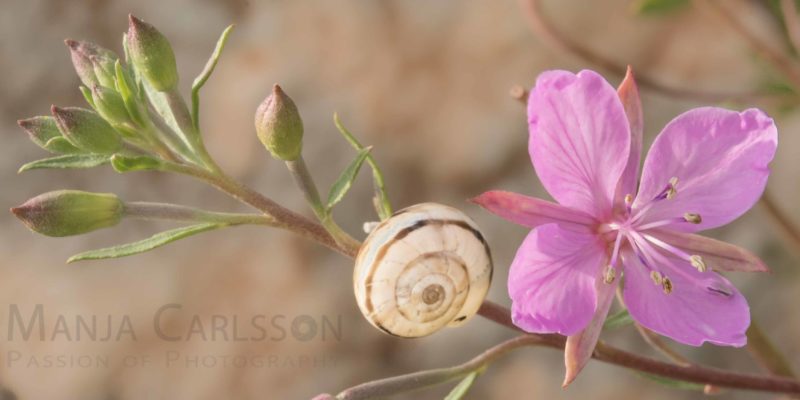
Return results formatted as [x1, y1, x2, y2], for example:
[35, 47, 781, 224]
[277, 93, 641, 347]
[335, 335, 539, 400]
[780, 0, 800, 55]
[163, 88, 220, 173]
[334, 332, 800, 399]
[695, 0, 800, 90]
[162, 161, 359, 257]
[747, 321, 797, 378]
[285, 156, 362, 250]
[124, 201, 276, 226]
[519, 0, 767, 102]
[760, 192, 800, 256]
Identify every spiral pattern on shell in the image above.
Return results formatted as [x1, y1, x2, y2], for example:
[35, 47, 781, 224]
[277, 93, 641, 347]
[353, 203, 493, 337]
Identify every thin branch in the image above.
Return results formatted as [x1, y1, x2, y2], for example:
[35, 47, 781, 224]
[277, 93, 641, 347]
[760, 191, 800, 255]
[695, 0, 800, 89]
[335, 335, 544, 399]
[747, 321, 797, 378]
[781, 0, 800, 55]
[332, 332, 800, 399]
[519, 0, 766, 102]
[163, 162, 358, 257]
[124, 201, 276, 226]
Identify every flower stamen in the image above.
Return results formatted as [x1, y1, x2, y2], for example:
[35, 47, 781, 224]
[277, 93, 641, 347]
[665, 177, 678, 200]
[683, 213, 702, 224]
[603, 265, 616, 284]
[630, 177, 680, 223]
[662, 276, 673, 294]
[650, 270, 663, 285]
[690, 255, 707, 272]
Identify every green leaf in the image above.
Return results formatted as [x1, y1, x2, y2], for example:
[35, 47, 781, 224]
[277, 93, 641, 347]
[191, 24, 234, 129]
[326, 147, 372, 210]
[445, 371, 480, 400]
[18, 154, 109, 173]
[114, 60, 145, 126]
[636, 372, 705, 391]
[43, 137, 84, 154]
[67, 223, 222, 263]
[631, 0, 689, 15]
[79, 85, 96, 108]
[603, 309, 634, 330]
[111, 154, 164, 172]
[333, 113, 393, 220]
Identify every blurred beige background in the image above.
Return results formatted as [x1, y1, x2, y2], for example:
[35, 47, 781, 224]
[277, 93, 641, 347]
[1, 0, 799, 399]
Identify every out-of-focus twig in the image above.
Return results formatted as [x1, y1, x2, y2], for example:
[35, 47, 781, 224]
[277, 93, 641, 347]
[761, 191, 800, 256]
[747, 319, 798, 378]
[331, 332, 800, 399]
[780, 0, 800, 56]
[695, 0, 800, 90]
[519, 0, 764, 102]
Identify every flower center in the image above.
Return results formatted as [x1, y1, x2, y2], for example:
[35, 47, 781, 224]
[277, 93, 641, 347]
[598, 176, 709, 294]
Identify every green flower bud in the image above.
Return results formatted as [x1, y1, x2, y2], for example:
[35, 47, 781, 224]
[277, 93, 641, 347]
[11, 190, 124, 237]
[65, 40, 118, 88]
[254, 84, 304, 161]
[18, 116, 61, 148]
[126, 15, 178, 91]
[91, 85, 131, 125]
[51, 106, 122, 154]
[18, 116, 82, 154]
[90, 55, 118, 88]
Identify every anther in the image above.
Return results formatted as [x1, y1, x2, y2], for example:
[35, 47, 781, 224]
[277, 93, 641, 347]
[690, 255, 707, 272]
[666, 177, 678, 200]
[683, 213, 702, 224]
[662, 277, 673, 294]
[624, 194, 633, 206]
[603, 266, 616, 284]
[650, 270, 663, 285]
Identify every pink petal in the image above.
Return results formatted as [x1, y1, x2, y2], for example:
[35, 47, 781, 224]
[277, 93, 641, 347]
[563, 280, 615, 387]
[509, 224, 606, 335]
[528, 70, 631, 220]
[634, 107, 777, 232]
[614, 66, 644, 203]
[621, 247, 750, 347]
[471, 190, 595, 228]
[650, 229, 768, 272]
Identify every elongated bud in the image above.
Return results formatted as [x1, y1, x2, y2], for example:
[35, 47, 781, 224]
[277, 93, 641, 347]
[18, 116, 82, 154]
[51, 106, 122, 154]
[64, 40, 118, 88]
[255, 84, 304, 161]
[18, 116, 61, 148]
[11, 190, 124, 237]
[126, 15, 178, 91]
[91, 85, 131, 125]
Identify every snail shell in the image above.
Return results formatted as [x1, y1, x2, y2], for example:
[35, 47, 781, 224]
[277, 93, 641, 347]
[353, 203, 493, 337]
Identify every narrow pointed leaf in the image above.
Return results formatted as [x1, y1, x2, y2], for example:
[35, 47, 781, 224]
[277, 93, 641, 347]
[191, 24, 234, 128]
[111, 154, 163, 173]
[333, 113, 392, 219]
[18, 154, 109, 173]
[115, 60, 145, 125]
[326, 147, 372, 210]
[43, 137, 84, 154]
[67, 223, 222, 263]
[603, 309, 633, 330]
[79, 85, 96, 108]
[444, 371, 480, 400]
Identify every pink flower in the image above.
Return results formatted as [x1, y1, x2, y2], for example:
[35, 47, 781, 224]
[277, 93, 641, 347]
[473, 68, 777, 385]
